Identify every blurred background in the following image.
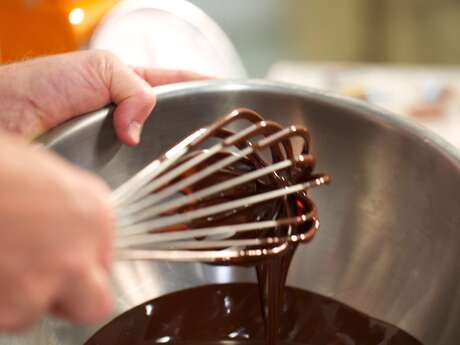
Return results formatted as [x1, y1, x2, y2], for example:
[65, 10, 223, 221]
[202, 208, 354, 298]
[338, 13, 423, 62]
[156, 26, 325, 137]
[192, 0, 460, 76]
[1, 0, 459, 146]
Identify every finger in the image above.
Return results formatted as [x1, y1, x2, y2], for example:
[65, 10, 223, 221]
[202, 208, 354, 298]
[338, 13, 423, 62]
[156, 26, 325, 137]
[0, 309, 38, 331]
[0, 269, 55, 331]
[131, 67, 211, 86]
[0, 290, 40, 331]
[101, 55, 156, 146]
[53, 265, 113, 324]
[79, 172, 116, 271]
[112, 89, 155, 146]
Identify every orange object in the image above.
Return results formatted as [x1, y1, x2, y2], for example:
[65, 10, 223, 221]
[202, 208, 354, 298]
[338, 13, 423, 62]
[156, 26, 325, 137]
[0, 0, 118, 63]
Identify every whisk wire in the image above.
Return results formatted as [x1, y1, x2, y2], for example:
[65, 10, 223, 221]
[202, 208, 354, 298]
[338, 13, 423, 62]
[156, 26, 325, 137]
[116, 158, 294, 227]
[118, 176, 328, 236]
[113, 108, 329, 262]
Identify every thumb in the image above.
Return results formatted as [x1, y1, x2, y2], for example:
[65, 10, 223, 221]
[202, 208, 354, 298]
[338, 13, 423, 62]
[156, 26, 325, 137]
[102, 55, 156, 145]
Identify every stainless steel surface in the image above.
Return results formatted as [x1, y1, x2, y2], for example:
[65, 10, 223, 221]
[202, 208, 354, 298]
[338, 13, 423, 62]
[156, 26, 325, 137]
[3, 80, 459, 345]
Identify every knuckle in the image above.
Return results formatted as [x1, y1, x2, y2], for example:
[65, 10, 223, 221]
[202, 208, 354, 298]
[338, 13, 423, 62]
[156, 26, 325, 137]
[140, 88, 156, 103]
[91, 49, 118, 64]
[66, 272, 112, 323]
[83, 173, 111, 199]
[0, 308, 38, 331]
[2, 274, 49, 312]
[135, 90, 156, 113]
[85, 290, 113, 323]
[177, 70, 188, 80]
[87, 49, 119, 83]
[15, 277, 46, 311]
[88, 188, 114, 236]
[0, 317, 29, 331]
[18, 278, 35, 300]
[62, 257, 88, 281]
[72, 176, 113, 233]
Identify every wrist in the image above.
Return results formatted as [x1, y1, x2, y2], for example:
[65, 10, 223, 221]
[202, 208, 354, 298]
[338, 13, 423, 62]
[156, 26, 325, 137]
[0, 64, 46, 139]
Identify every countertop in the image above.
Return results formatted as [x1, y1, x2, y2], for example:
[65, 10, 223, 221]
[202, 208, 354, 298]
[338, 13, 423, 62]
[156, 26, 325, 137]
[268, 61, 460, 150]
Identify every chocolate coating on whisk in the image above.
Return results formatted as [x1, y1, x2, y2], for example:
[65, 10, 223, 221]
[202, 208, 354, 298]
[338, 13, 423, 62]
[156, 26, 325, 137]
[113, 108, 330, 345]
[115, 108, 330, 261]
[138, 108, 328, 258]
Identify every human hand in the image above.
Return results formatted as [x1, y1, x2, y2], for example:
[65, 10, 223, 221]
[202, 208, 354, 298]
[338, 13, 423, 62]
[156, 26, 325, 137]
[0, 50, 206, 145]
[0, 133, 114, 330]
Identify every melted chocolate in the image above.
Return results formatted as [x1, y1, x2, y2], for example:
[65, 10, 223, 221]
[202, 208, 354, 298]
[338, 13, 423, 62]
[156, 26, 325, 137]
[84, 283, 423, 345]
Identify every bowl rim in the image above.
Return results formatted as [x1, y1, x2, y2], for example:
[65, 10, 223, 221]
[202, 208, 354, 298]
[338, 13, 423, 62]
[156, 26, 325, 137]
[153, 79, 460, 167]
[37, 79, 460, 170]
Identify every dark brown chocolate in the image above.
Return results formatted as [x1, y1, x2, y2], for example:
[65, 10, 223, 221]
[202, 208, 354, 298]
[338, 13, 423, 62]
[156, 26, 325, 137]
[84, 283, 422, 345]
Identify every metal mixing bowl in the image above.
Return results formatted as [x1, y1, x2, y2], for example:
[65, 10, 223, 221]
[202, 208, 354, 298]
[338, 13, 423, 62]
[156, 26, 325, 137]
[2, 80, 459, 345]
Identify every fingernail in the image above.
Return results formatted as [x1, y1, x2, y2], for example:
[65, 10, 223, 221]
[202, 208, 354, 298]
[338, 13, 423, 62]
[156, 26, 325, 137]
[128, 121, 142, 144]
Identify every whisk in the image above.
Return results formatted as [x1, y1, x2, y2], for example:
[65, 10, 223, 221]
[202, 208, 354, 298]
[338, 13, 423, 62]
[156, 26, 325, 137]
[113, 108, 330, 263]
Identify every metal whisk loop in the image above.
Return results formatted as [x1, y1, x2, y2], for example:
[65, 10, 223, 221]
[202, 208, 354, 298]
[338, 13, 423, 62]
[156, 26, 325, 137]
[118, 175, 328, 235]
[117, 154, 315, 226]
[114, 108, 330, 262]
[116, 241, 290, 263]
[116, 125, 314, 221]
[116, 199, 318, 249]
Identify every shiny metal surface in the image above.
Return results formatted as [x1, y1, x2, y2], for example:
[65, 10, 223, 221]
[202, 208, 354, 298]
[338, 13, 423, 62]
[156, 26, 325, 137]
[2, 80, 459, 345]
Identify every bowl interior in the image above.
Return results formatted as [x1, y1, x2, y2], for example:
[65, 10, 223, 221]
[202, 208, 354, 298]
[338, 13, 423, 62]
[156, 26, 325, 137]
[26, 80, 460, 345]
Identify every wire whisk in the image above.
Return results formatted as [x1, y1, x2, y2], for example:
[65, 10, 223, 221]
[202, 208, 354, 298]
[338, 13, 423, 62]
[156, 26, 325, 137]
[113, 108, 330, 263]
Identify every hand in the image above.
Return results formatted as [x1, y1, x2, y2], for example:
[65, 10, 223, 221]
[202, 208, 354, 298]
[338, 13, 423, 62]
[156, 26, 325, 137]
[0, 133, 114, 330]
[0, 50, 206, 145]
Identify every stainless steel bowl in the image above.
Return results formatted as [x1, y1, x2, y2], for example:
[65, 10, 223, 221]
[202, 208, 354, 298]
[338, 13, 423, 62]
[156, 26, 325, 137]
[3, 80, 459, 345]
